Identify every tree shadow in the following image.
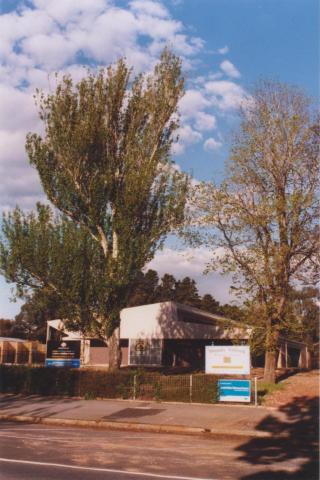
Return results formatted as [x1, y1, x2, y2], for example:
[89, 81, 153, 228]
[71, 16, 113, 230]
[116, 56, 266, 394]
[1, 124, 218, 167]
[103, 407, 165, 420]
[0, 394, 81, 418]
[237, 396, 319, 480]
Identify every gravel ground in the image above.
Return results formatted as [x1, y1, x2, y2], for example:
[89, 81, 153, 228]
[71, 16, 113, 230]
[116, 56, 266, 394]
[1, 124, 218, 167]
[264, 369, 319, 407]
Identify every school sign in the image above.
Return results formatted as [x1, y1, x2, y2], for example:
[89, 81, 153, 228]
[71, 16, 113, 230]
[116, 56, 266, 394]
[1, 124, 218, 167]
[218, 379, 251, 403]
[205, 345, 250, 375]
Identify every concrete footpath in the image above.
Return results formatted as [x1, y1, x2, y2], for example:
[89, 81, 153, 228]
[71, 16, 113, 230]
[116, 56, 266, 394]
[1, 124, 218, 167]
[0, 394, 288, 439]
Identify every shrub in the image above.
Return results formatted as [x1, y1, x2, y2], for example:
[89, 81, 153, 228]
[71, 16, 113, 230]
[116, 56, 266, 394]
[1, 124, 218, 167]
[0, 365, 219, 403]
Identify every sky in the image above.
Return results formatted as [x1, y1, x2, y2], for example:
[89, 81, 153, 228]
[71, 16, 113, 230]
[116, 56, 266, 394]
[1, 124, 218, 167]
[0, 0, 318, 318]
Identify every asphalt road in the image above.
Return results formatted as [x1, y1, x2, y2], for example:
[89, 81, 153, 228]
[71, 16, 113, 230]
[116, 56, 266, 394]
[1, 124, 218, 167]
[0, 422, 317, 480]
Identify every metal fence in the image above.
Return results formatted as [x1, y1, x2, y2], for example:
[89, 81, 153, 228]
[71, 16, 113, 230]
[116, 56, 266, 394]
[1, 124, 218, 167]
[78, 372, 219, 403]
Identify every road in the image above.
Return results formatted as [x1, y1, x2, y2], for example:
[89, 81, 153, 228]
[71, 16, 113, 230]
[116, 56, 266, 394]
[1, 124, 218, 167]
[0, 422, 317, 480]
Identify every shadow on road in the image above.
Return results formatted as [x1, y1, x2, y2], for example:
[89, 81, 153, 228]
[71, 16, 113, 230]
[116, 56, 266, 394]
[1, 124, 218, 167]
[104, 407, 165, 420]
[0, 394, 81, 418]
[237, 396, 319, 480]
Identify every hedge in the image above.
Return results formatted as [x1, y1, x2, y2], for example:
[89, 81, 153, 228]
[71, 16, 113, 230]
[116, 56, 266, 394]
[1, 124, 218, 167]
[0, 365, 218, 403]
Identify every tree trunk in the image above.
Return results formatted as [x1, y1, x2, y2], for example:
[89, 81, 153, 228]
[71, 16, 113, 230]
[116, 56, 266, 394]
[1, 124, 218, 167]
[107, 222, 121, 370]
[264, 349, 278, 383]
[108, 327, 121, 370]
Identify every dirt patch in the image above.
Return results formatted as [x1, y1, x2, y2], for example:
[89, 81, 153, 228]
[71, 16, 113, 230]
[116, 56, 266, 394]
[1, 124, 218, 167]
[263, 370, 319, 407]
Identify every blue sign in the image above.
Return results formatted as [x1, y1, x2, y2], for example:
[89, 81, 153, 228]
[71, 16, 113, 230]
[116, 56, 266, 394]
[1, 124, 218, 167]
[45, 359, 81, 368]
[218, 379, 251, 402]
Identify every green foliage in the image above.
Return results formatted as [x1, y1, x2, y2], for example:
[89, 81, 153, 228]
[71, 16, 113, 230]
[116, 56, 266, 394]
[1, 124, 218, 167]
[84, 392, 97, 400]
[153, 380, 162, 401]
[0, 366, 219, 403]
[284, 287, 320, 347]
[0, 205, 107, 336]
[174, 277, 200, 307]
[115, 383, 131, 399]
[0, 319, 13, 337]
[128, 269, 243, 319]
[128, 269, 160, 306]
[0, 50, 189, 366]
[12, 289, 61, 342]
[257, 381, 285, 404]
[188, 81, 319, 381]
[7, 266, 243, 342]
[200, 294, 220, 314]
[0, 365, 79, 396]
[155, 273, 176, 302]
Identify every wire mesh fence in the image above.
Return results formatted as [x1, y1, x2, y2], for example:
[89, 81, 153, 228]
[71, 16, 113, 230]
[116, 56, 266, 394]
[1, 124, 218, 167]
[131, 373, 218, 403]
[75, 372, 219, 403]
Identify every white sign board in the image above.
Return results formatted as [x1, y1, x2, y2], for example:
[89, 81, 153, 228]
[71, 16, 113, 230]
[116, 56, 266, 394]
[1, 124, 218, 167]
[205, 346, 250, 375]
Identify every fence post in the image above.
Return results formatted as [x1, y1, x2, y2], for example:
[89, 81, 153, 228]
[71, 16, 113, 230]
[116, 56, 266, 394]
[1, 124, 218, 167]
[254, 376, 258, 406]
[77, 369, 81, 397]
[189, 374, 192, 403]
[133, 374, 137, 400]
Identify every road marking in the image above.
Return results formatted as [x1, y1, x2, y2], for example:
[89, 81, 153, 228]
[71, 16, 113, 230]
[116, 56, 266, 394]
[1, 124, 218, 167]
[0, 458, 218, 480]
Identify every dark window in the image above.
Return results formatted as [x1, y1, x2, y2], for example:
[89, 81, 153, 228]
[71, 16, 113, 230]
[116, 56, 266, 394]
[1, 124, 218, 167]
[90, 339, 107, 347]
[178, 311, 216, 326]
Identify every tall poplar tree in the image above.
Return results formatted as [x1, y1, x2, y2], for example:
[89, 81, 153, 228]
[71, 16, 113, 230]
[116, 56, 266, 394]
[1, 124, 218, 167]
[2, 50, 188, 368]
[190, 81, 319, 382]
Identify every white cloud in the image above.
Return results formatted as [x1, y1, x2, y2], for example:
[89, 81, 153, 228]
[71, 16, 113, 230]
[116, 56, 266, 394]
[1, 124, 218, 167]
[0, 0, 209, 212]
[203, 137, 223, 152]
[171, 142, 185, 155]
[0, 85, 39, 131]
[205, 80, 247, 111]
[179, 89, 210, 117]
[147, 247, 234, 302]
[220, 59, 240, 79]
[22, 33, 77, 69]
[194, 112, 216, 131]
[32, 0, 106, 24]
[217, 45, 229, 55]
[172, 124, 202, 155]
[129, 0, 169, 18]
[178, 124, 203, 144]
[0, 278, 24, 319]
[0, 0, 203, 84]
[0, 0, 248, 213]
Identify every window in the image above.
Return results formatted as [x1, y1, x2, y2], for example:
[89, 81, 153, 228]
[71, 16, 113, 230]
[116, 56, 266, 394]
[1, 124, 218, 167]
[129, 339, 162, 365]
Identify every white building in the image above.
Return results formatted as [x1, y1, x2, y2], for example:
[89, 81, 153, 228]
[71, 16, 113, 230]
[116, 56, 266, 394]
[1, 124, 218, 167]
[46, 301, 309, 369]
[46, 302, 251, 368]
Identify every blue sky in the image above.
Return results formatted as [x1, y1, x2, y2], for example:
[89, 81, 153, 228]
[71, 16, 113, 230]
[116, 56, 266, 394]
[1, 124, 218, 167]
[0, 0, 318, 318]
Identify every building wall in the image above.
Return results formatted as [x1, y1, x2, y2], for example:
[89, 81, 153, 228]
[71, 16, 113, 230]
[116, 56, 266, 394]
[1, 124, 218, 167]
[89, 347, 109, 365]
[87, 344, 128, 366]
[120, 302, 250, 340]
[120, 302, 174, 339]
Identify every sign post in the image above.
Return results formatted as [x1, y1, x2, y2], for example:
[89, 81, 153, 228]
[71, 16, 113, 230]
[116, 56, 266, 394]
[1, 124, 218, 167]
[205, 346, 251, 403]
[205, 345, 250, 375]
[45, 358, 80, 367]
[218, 379, 251, 403]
